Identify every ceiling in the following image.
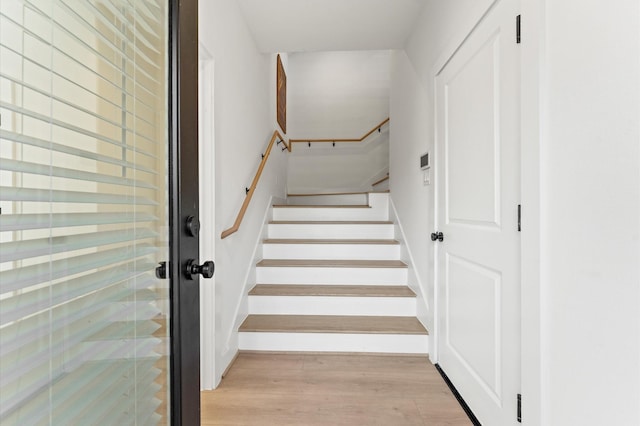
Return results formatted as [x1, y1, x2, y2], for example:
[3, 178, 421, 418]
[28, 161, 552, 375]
[237, 0, 427, 53]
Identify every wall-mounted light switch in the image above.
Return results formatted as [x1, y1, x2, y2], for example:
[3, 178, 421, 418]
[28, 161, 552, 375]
[423, 169, 430, 186]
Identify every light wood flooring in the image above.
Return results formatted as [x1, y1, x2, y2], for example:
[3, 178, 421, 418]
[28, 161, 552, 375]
[201, 352, 471, 425]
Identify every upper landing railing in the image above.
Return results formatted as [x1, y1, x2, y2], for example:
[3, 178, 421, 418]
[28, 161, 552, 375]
[288, 118, 389, 148]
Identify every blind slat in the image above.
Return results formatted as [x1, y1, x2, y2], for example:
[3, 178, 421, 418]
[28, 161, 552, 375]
[0, 129, 158, 174]
[0, 186, 157, 205]
[0, 102, 157, 159]
[49, 357, 161, 425]
[76, 0, 163, 67]
[0, 212, 157, 232]
[0, 301, 161, 420]
[2, 358, 161, 423]
[0, 228, 157, 262]
[0, 244, 157, 293]
[0, 74, 159, 146]
[0, 12, 158, 111]
[23, 0, 161, 95]
[0, 261, 157, 325]
[1, 275, 158, 357]
[0, 43, 156, 127]
[0, 158, 157, 189]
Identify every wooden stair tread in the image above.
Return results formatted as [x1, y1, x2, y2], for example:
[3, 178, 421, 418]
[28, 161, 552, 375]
[287, 191, 368, 197]
[239, 315, 428, 335]
[263, 238, 399, 245]
[257, 259, 407, 268]
[249, 284, 415, 297]
[273, 204, 371, 208]
[269, 220, 393, 225]
[287, 190, 390, 197]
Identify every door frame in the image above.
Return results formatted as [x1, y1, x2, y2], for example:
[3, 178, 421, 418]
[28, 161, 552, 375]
[169, 0, 201, 424]
[198, 45, 216, 390]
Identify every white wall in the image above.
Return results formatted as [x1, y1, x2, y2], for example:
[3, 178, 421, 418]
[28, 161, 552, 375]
[286, 50, 391, 194]
[538, 0, 640, 424]
[395, 0, 640, 424]
[199, 0, 288, 386]
[288, 50, 391, 138]
[287, 131, 389, 193]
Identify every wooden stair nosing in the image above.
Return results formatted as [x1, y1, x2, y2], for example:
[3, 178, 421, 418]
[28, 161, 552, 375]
[286, 190, 390, 197]
[239, 315, 428, 335]
[256, 259, 407, 268]
[263, 238, 399, 245]
[249, 284, 416, 298]
[287, 191, 368, 197]
[268, 220, 393, 225]
[273, 204, 371, 208]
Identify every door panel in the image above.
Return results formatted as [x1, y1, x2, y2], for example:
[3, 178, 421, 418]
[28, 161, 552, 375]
[446, 34, 501, 228]
[435, 0, 520, 424]
[447, 253, 501, 402]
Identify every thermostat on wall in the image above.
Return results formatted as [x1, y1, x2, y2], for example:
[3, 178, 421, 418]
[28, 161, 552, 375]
[420, 152, 430, 170]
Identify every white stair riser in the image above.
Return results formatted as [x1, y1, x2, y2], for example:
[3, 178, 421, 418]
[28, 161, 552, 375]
[248, 296, 416, 316]
[238, 332, 428, 354]
[273, 207, 387, 222]
[286, 194, 368, 205]
[268, 224, 394, 239]
[262, 244, 400, 260]
[256, 266, 407, 285]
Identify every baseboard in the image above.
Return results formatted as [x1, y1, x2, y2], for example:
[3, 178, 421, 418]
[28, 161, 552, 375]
[221, 350, 240, 378]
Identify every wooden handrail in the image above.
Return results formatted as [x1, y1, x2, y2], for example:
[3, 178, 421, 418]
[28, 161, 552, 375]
[221, 130, 289, 239]
[289, 118, 390, 145]
[372, 174, 389, 187]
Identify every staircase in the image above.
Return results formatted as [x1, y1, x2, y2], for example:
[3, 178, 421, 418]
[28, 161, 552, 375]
[238, 192, 428, 354]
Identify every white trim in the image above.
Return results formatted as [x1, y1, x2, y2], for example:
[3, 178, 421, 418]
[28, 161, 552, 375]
[520, 0, 545, 423]
[198, 46, 216, 390]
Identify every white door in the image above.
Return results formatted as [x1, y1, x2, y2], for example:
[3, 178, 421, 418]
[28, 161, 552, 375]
[434, 0, 520, 424]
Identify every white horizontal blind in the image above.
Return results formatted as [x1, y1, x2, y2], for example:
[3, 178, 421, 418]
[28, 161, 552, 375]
[0, 1, 170, 424]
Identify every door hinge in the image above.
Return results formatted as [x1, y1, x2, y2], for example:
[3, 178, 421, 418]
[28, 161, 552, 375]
[518, 204, 521, 232]
[516, 15, 521, 44]
[517, 393, 522, 422]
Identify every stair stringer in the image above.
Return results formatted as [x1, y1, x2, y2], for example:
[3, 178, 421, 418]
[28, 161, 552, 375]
[388, 197, 431, 350]
[218, 195, 283, 381]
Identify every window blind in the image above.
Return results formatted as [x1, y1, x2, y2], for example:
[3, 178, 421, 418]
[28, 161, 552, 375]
[0, 1, 170, 424]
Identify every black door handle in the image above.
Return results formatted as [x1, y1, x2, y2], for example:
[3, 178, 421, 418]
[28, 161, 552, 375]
[430, 232, 444, 242]
[185, 259, 215, 280]
[155, 261, 167, 279]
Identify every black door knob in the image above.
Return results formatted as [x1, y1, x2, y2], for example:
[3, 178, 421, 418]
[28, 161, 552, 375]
[185, 259, 215, 280]
[185, 215, 200, 237]
[155, 261, 167, 279]
[430, 232, 444, 242]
